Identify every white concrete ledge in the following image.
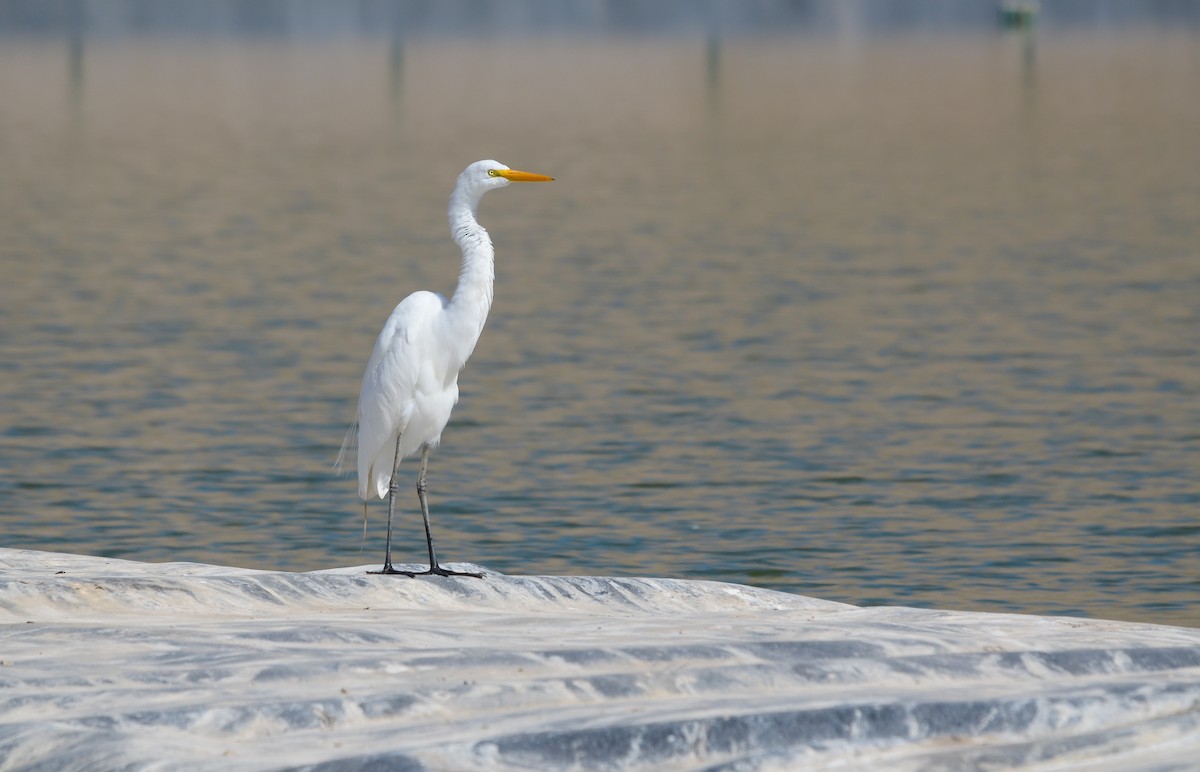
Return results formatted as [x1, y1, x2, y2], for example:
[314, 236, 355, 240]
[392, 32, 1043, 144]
[1, 548, 1198, 770]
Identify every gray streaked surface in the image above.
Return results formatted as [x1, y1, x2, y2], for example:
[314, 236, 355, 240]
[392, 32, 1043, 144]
[1, 549, 1199, 770]
[1, 29, 1198, 626]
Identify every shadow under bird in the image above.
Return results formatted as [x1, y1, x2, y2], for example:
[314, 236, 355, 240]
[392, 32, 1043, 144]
[343, 160, 554, 577]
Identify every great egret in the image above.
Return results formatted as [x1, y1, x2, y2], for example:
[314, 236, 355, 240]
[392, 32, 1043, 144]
[349, 160, 554, 577]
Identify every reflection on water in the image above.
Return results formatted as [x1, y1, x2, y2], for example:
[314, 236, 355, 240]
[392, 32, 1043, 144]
[0, 22, 1198, 627]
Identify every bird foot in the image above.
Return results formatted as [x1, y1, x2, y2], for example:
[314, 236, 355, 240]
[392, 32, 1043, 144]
[368, 564, 484, 579]
[422, 564, 485, 579]
[368, 565, 416, 577]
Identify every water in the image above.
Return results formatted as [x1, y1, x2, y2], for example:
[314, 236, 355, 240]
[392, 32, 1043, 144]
[1, 18, 1198, 626]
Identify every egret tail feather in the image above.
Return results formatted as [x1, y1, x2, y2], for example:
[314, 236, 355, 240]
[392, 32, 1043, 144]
[335, 422, 358, 475]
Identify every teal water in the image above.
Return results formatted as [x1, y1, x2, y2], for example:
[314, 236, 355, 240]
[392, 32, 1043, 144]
[1, 28, 1198, 626]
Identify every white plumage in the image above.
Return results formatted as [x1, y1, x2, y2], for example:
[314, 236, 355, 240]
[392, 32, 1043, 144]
[357, 289, 459, 500]
[348, 160, 553, 577]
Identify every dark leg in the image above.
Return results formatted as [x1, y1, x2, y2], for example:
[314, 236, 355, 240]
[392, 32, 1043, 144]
[413, 446, 483, 578]
[368, 434, 414, 576]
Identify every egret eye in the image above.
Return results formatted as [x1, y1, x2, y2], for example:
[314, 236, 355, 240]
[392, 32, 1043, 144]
[487, 169, 499, 178]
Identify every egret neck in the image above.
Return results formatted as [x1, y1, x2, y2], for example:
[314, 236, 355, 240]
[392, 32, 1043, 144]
[445, 187, 496, 366]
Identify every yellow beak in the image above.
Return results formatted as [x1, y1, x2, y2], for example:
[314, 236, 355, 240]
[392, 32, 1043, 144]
[495, 169, 555, 182]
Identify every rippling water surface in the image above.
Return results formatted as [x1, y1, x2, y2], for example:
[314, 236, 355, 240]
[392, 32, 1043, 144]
[1, 25, 1198, 625]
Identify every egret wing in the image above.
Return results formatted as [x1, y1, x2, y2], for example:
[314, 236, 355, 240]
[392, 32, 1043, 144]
[355, 290, 448, 499]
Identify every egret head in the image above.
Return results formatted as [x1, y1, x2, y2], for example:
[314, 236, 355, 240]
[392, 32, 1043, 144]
[457, 160, 554, 200]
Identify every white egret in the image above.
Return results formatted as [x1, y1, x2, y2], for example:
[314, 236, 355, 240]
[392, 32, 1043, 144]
[349, 160, 553, 577]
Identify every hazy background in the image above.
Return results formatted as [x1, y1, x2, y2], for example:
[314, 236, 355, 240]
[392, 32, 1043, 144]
[1, 0, 1198, 626]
